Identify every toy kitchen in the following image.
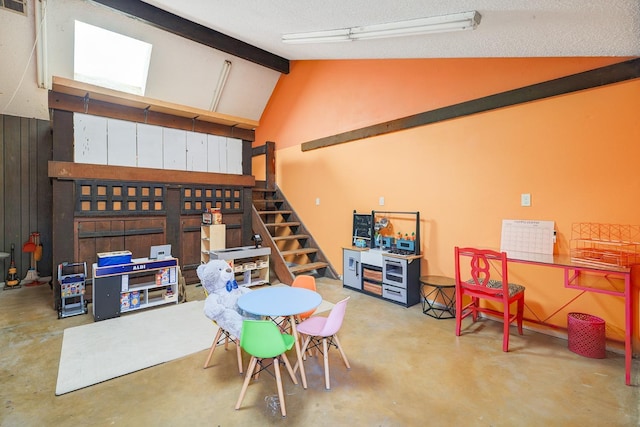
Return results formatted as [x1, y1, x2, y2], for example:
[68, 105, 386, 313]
[343, 210, 421, 307]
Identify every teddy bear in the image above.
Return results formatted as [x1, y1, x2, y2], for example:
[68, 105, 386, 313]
[196, 259, 255, 339]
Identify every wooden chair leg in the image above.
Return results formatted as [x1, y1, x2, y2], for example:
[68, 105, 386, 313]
[235, 356, 258, 411]
[293, 335, 312, 374]
[204, 328, 224, 369]
[281, 352, 298, 385]
[332, 334, 351, 369]
[235, 340, 243, 374]
[273, 357, 286, 417]
[323, 337, 331, 390]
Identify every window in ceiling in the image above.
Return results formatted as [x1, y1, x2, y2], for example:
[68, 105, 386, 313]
[0, 0, 26, 15]
[74, 21, 152, 96]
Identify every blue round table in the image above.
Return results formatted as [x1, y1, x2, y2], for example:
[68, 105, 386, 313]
[238, 286, 322, 389]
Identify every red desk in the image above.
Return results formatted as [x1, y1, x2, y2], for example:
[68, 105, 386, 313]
[506, 251, 634, 386]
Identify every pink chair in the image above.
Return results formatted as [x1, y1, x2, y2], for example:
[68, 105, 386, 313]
[454, 247, 526, 352]
[294, 296, 351, 390]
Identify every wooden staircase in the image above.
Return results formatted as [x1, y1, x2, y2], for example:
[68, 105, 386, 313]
[252, 185, 339, 285]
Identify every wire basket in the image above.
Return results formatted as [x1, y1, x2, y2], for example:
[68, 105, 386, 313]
[567, 312, 606, 359]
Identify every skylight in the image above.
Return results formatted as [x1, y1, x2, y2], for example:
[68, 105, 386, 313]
[74, 21, 152, 96]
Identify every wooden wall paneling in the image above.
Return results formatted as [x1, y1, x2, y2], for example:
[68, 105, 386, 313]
[241, 140, 254, 246]
[123, 217, 166, 259]
[107, 118, 137, 167]
[222, 212, 243, 248]
[0, 115, 53, 281]
[76, 219, 98, 272]
[137, 123, 163, 168]
[51, 110, 75, 308]
[0, 116, 4, 280]
[180, 215, 203, 284]
[36, 119, 53, 277]
[186, 131, 208, 172]
[165, 186, 181, 260]
[19, 118, 31, 273]
[4, 117, 24, 276]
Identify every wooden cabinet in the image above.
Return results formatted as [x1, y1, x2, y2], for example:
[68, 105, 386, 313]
[200, 224, 226, 264]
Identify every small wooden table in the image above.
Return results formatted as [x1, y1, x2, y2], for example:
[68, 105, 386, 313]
[419, 275, 456, 319]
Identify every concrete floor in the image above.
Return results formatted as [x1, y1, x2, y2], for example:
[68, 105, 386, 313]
[1, 277, 638, 426]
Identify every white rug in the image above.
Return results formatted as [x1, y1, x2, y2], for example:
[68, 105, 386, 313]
[56, 300, 214, 395]
[56, 288, 335, 395]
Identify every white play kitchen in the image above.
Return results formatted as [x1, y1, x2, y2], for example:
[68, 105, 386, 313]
[343, 210, 421, 307]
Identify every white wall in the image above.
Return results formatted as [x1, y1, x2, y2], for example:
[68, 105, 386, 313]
[0, 0, 280, 121]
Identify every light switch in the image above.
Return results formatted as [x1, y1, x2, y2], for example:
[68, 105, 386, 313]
[521, 193, 531, 207]
[315, 197, 320, 206]
[379, 196, 385, 206]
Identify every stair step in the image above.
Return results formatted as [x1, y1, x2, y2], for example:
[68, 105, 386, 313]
[253, 199, 285, 204]
[257, 210, 293, 215]
[280, 248, 318, 257]
[273, 234, 309, 242]
[289, 262, 330, 274]
[264, 221, 300, 228]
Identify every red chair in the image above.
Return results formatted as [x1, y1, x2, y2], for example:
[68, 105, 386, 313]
[454, 247, 525, 352]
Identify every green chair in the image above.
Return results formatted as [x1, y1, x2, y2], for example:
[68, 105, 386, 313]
[235, 320, 298, 417]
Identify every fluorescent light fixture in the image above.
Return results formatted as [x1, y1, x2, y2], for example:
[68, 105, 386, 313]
[282, 11, 481, 44]
[210, 60, 232, 112]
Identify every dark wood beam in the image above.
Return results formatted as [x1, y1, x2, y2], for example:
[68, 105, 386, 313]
[302, 58, 640, 152]
[49, 161, 256, 187]
[90, 0, 289, 74]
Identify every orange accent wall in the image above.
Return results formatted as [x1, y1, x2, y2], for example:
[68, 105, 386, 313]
[255, 57, 640, 350]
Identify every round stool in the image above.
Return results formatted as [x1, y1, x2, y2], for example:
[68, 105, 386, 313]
[419, 275, 456, 319]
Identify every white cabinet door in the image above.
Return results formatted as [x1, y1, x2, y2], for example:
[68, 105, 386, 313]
[186, 131, 208, 172]
[137, 123, 163, 168]
[107, 118, 137, 167]
[163, 128, 186, 170]
[207, 134, 226, 173]
[74, 113, 107, 165]
[226, 137, 243, 175]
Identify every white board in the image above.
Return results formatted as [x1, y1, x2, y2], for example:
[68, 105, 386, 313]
[73, 113, 107, 165]
[186, 131, 208, 172]
[107, 118, 137, 167]
[500, 219, 555, 255]
[136, 123, 163, 168]
[163, 128, 186, 170]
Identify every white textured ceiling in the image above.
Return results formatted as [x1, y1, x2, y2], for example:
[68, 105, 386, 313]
[141, 0, 640, 59]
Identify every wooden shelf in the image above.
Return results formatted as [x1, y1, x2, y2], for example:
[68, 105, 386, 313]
[51, 76, 259, 130]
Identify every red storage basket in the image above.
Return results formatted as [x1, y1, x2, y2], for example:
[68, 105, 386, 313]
[567, 313, 606, 359]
